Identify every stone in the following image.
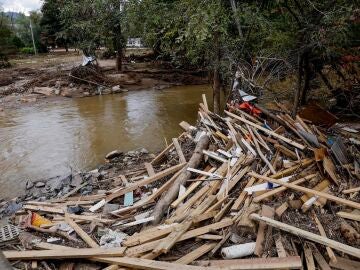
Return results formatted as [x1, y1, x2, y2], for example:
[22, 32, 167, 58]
[26, 180, 34, 190]
[139, 148, 149, 154]
[83, 91, 90, 96]
[71, 174, 83, 187]
[112, 85, 121, 93]
[61, 88, 73, 98]
[33, 87, 55, 96]
[105, 150, 122, 160]
[35, 182, 45, 188]
[54, 89, 61, 95]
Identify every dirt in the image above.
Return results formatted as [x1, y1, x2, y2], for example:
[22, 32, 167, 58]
[0, 51, 208, 109]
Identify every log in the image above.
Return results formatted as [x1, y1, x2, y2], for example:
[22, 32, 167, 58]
[4, 248, 126, 260]
[152, 135, 210, 224]
[250, 213, 360, 258]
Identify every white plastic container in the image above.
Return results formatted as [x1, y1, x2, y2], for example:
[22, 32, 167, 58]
[221, 242, 256, 259]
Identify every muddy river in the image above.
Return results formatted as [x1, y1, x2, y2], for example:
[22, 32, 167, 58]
[0, 85, 214, 199]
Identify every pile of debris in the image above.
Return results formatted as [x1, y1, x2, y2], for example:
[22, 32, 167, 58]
[1, 95, 360, 270]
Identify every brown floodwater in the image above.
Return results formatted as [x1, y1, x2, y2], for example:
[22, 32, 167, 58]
[0, 85, 213, 199]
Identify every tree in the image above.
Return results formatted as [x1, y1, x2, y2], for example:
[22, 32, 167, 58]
[40, 0, 70, 50]
[60, 0, 126, 71]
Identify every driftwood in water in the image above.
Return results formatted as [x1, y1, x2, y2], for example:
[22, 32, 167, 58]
[152, 135, 210, 224]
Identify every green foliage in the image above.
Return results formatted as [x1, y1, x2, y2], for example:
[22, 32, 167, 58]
[20, 47, 35, 54]
[59, 0, 126, 55]
[12, 35, 25, 48]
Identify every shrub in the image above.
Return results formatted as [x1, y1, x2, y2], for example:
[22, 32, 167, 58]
[20, 47, 35, 54]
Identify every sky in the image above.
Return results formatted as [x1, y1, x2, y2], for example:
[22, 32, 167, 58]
[1, 0, 43, 15]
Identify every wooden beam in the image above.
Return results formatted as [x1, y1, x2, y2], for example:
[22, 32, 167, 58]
[253, 174, 316, 203]
[225, 110, 306, 150]
[176, 243, 216, 264]
[312, 212, 337, 263]
[144, 163, 155, 177]
[337, 211, 360, 222]
[195, 256, 302, 269]
[250, 213, 360, 258]
[4, 248, 125, 260]
[65, 214, 98, 248]
[343, 186, 360, 194]
[249, 172, 360, 210]
[94, 257, 214, 270]
[329, 256, 360, 270]
[255, 205, 275, 256]
[172, 138, 186, 163]
[304, 243, 315, 270]
[106, 163, 186, 202]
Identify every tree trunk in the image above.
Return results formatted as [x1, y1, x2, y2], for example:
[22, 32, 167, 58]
[229, 0, 243, 38]
[213, 31, 221, 114]
[65, 43, 69, 52]
[213, 68, 221, 114]
[300, 53, 311, 105]
[116, 48, 122, 72]
[151, 135, 210, 225]
[292, 53, 303, 117]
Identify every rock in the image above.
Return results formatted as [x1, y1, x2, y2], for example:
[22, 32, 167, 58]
[35, 182, 45, 188]
[83, 91, 90, 96]
[26, 180, 34, 190]
[105, 150, 122, 160]
[61, 88, 73, 98]
[140, 148, 149, 154]
[71, 174, 83, 187]
[69, 83, 74, 88]
[121, 89, 129, 92]
[33, 87, 55, 96]
[46, 174, 71, 192]
[55, 81, 61, 88]
[54, 89, 61, 95]
[112, 85, 121, 93]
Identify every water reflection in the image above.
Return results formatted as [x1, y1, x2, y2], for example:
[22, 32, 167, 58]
[0, 85, 212, 198]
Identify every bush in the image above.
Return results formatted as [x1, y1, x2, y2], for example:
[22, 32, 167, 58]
[20, 47, 35, 54]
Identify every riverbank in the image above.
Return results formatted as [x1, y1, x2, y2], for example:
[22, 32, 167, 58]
[0, 51, 208, 109]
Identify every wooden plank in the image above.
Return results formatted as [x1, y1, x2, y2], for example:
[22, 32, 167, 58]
[144, 163, 155, 177]
[195, 256, 302, 269]
[225, 110, 306, 150]
[125, 219, 233, 256]
[65, 214, 98, 248]
[337, 211, 360, 222]
[172, 138, 186, 163]
[123, 224, 178, 247]
[275, 144, 298, 160]
[196, 234, 223, 241]
[329, 256, 360, 270]
[343, 186, 360, 194]
[255, 205, 275, 256]
[209, 231, 231, 257]
[4, 248, 125, 260]
[253, 174, 316, 203]
[176, 243, 216, 264]
[312, 211, 337, 263]
[202, 94, 209, 111]
[250, 213, 360, 258]
[304, 243, 315, 270]
[94, 257, 213, 270]
[153, 221, 193, 254]
[151, 133, 186, 165]
[312, 246, 331, 270]
[232, 177, 256, 210]
[249, 172, 360, 210]
[275, 236, 287, 257]
[106, 163, 186, 202]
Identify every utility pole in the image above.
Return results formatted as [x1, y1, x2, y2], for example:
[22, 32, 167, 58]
[29, 19, 37, 55]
